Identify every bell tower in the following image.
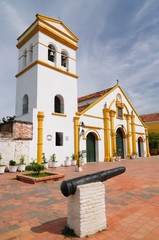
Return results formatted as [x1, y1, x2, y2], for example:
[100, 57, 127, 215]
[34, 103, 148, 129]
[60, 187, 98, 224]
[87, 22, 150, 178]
[15, 14, 79, 162]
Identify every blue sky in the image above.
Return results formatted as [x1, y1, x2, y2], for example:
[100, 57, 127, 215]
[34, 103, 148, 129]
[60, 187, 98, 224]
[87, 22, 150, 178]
[0, 0, 159, 119]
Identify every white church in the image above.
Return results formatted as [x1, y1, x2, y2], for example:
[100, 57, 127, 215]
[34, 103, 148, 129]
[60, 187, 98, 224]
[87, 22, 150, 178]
[13, 14, 150, 165]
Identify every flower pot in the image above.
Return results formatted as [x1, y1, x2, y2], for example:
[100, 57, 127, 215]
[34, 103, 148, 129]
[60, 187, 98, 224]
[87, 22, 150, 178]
[111, 157, 116, 162]
[80, 159, 85, 166]
[52, 161, 59, 168]
[65, 159, 71, 167]
[18, 164, 26, 172]
[117, 156, 121, 161]
[48, 160, 52, 168]
[9, 165, 18, 173]
[0, 165, 6, 174]
[41, 162, 48, 169]
[71, 160, 77, 166]
[131, 155, 136, 159]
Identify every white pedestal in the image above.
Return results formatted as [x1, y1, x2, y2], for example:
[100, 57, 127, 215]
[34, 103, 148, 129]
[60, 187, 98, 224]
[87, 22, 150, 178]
[67, 182, 107, 238]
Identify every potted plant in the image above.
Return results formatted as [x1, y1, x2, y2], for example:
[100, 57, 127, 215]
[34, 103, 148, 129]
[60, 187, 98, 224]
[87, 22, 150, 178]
[71, 154, 77, 166]
[41, 153, 48, 169]
[79, 150, 86, 165]
[50, 154, 58, 168]
[131, 152, 137, 159]
[9, 160, 18, 173]
[0, 153, 6, 174]
[117, 149, 121, 161]
[65, 156, 71, 167]
[18, 155, 26, 172]
[111, 149, 117, 162]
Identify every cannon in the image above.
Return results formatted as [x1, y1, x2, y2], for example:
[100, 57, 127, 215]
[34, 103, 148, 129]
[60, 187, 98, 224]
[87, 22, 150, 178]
[61, 166, 126, 197]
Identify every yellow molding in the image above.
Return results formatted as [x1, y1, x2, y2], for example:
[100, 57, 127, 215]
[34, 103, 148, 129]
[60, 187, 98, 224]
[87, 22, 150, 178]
[39, 18, 78, 43]
[83, 129, 101, 140]
[37, 111, 44, 164]
[134, 123, 144, 127]
[36, 14, 79, 42]
[15, 60, 78, 79]
[109, 99, 115, 109]
[78, 85, 119, 116]
[134, 132, 145, 135]
[52, 113, 67, 117]
[17, 24, 39, 49]
[83, 114, 103, 120]
[15, 61, 37, 77]
[83, 125, 102, 130]
[17, 23, 78, 51]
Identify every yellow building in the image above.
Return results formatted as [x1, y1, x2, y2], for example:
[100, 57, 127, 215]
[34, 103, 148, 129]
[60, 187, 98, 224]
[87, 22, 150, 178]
[140, 113, 159, 133]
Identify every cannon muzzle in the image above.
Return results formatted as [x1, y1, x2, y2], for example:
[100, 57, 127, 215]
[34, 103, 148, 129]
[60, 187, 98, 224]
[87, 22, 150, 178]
[60, 166, 126, 197]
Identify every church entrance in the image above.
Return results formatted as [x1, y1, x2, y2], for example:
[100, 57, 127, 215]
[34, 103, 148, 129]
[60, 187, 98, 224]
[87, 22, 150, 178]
[116, 128, 124, 158]
[138, 137, 143, 157]
[86, 132, 96, 162]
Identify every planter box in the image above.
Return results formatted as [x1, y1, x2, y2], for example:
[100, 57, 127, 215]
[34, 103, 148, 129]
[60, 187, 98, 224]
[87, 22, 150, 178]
[18, 164, 26, 172]
[16, 171, 64, 184]
[0, 165, 6, 174]
[9, 165, 18, 173]
[51, 161, 59, 168]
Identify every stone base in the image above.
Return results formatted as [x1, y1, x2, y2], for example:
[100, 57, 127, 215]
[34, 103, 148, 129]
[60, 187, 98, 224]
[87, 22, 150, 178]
[67, 182, 106, 238]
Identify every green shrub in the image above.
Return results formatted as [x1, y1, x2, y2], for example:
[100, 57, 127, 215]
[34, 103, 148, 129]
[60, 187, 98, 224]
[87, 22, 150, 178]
[20, 155, 25, 164]
[9, 160, 16, 166]
[25, 165, 33, 171]
[32, 163, 44, 175]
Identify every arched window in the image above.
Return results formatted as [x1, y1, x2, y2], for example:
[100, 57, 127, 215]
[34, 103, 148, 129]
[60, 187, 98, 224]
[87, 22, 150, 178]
[48, 44, 56, 63]
[54, 95, 64, 113]
[23, 50, 27, 67]
[22, 94, 29, 114]
[30, 45, 33, 62]
[61, 51, 68, 68]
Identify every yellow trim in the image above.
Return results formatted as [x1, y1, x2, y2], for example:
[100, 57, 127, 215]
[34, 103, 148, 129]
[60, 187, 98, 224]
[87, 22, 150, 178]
[145, 129, 150, 157]
[17, 23, 78, 51]
[37, 112, 44, 164]
[15, 60, 78, 79]
[131, 115, 137, 154]
[52, 113, 67, 117]
[134, 123, 144, 127]
[83, 125, 102, 130]
[83, 129, 101, 140]
[83, 114, 104, 120]
[103, 108, 111, 161]
[39, 18, 78, 43]
[136, 135, 145, 142]
[125, 114, 131, 157]
[135, 132, 145, 135]
[36, 14, 79, 42]
[110, 110, 116, 157]
[74, 117, 80, 164]
[109, 99, 115, 109]
[123, 104, 129, 115]
[77, 85, 119, 116]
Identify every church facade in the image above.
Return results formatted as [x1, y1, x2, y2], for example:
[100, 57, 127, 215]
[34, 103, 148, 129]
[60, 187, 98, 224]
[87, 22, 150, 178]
[15, 14, 150, 165]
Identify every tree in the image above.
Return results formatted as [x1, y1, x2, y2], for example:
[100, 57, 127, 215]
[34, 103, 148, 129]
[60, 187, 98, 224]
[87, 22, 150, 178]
[0, 116, 15, 124]
[148, 132, 159, 150]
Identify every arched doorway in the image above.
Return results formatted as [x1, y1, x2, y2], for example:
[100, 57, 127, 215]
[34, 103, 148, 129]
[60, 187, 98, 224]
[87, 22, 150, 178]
[86, 132, 96, 162]
[116, 128, 124, 158]
[138, 137, 143, 157]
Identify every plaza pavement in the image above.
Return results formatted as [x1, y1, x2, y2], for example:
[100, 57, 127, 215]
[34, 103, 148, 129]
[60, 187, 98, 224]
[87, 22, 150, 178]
[0, 156, 159, 240]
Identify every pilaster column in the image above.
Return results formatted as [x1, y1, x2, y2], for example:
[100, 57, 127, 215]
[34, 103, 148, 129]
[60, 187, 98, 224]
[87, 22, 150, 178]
[74, 116, 80, 164]
[125, 114, 131, 157]
[37, 112, 44, 164]
[131, 114, 136, 154]
[103, 108, 110, 161]
[110, 110, 116, 157]
[145, 129, 150, 157]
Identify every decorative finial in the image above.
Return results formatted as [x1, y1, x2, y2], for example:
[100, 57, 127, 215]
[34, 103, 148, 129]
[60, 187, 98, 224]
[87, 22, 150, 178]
[116, 79, 119, 85]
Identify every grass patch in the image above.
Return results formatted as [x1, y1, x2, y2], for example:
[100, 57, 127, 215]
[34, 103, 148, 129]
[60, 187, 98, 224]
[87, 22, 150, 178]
[53, 178, 59, 181]
[11, 177, 18, 180]
[24, 172, 52, 178]
[62, 225, 77, 238]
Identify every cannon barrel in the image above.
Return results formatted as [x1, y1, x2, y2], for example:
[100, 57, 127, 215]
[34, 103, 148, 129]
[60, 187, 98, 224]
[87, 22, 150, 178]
[60, 166, 126, 197]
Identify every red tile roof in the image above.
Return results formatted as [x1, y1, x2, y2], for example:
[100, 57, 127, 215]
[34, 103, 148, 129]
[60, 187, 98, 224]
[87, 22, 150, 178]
[140, 113, 159, 122]
[78, 87, 113, 102]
